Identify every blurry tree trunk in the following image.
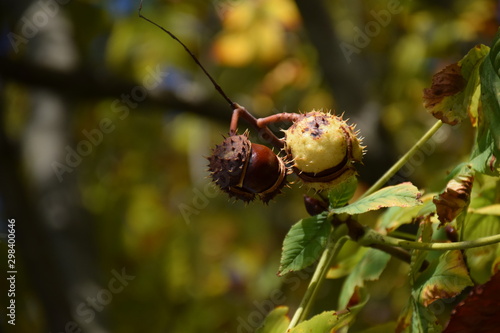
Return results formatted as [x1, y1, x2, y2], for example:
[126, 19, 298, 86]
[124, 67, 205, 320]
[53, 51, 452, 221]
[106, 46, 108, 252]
[1, 3, 109, 332]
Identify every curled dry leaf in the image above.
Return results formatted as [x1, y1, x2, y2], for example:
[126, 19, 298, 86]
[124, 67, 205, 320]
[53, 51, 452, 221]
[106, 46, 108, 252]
[433, 174, 474, 226]
[423, 63, 467, 125]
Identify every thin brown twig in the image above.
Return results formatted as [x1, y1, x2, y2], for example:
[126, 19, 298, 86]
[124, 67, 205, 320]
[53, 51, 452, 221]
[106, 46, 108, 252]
[138, 1, 288, 150]
[138, 0, 234, 107]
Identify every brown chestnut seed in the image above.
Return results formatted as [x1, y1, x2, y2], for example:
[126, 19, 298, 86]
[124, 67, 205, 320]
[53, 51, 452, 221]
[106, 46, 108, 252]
[207, 134, 287, 203]
[303, 195, 329, 216]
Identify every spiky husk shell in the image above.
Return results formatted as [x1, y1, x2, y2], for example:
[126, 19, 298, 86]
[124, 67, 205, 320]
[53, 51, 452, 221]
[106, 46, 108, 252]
[284, 111, 364, 191]
[207, 133, 288, 203]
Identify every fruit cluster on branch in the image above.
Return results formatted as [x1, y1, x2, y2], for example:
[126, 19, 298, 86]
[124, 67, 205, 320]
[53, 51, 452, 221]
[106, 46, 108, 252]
[208, 107, 365, 203]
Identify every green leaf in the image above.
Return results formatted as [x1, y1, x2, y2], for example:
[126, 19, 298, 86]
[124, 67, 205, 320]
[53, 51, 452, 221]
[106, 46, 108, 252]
[396, 297, 442, 333]
[414, 250, 473, 307]
[488, 27, 500, 76]
[326, 246, 368, 279]
[357, 322, 397, 333]
[459, 44, 490, 125]
[470, 204, 500, 215]
[290, 287, 369, 333]
[464, 175, 500, 283]
[289, 311, 349, 333]
[470, 37, 500, 175]
[278, 214, 331, 276]
[290, 311, 350, 333]
[256, 306, 289, 333]
[464, 214, 500, 283]
[330, 183, 422, 216]
[338, 248, 391, 308]
[376, 193, 436, 233]
[410, 214, 434, 285]
[445, 162, 472, 182]
[328, 176, 358, 208]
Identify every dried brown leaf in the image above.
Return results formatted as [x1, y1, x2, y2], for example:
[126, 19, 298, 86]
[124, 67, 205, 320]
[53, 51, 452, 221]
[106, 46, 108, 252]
[433, 175, 474, 227]
[423, 63, 467, 125]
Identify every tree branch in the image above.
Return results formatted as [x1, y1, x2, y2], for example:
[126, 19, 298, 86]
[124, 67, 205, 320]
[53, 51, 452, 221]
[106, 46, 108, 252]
[361, 227, 500, 251]
[0, 56, 231, 123]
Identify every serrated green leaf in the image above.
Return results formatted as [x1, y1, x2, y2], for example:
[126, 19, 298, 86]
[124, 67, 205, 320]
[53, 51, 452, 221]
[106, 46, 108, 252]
[411, 301, 442, 333]
[278, 215, 331, 276]
[328, 176, 358, 208]
[376, 193, 436, 233]
[256, 306, 289, 333]
[396, 297, 442, 333]
[290, 287, 368, 333]
[464, 175, 500, 283]
[338, 248, 391, 308]
[470, 39, 500, 176]
[330, 183, 422, 216]
[414, 250, 473, 307]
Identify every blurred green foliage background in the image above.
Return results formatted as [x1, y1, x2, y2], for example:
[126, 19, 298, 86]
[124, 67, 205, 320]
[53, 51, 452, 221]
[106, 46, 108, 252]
[0, 0, 497, 332]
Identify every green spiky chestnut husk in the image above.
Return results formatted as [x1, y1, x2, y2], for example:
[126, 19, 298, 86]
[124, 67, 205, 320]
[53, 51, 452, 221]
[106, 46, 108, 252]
[284, 111, 364, 191]
[207, 133, 287, 203]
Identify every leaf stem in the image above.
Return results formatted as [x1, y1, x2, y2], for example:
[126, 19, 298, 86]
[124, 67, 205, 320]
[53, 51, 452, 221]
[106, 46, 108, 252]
[361, 227, 500, 250]
[361, 120, 443, 198]
[369, 243, 428, 271]
[387, 230, 419, 240]
[287, 233, 349, 330]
